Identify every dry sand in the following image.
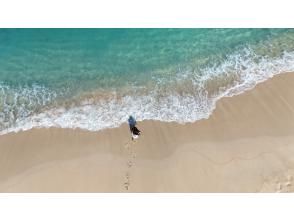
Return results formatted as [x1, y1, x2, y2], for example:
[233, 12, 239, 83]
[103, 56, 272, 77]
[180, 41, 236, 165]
[0, 72, 294, 192]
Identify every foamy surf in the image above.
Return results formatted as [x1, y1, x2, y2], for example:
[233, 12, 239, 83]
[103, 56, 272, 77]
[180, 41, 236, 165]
[1, 48, 294, 135]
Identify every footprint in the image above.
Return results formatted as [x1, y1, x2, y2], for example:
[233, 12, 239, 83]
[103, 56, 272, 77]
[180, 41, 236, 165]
[276, 182, 282, 191]
[124, 143, 130, 149]
[127, 161, 133, 168]
[124, 181, 130, 190]
[285, 176, 292, 184]
[124, 172, 130, 190]
[285, 181, 291, 187]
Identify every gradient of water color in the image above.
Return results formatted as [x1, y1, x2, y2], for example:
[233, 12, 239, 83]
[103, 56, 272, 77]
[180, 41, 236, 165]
[1, 29, 294, 134]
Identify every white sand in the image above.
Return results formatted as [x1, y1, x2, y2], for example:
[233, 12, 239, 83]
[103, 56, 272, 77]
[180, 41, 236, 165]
[0, 72, 294, 192]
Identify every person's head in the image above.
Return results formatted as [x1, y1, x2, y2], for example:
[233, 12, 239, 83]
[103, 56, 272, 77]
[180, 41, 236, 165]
[129, 115, 135, 121]
[128, 115, 133, 123]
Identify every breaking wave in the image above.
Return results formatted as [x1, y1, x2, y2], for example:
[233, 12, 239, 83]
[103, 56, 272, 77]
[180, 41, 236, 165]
[1, 48, 294, 135]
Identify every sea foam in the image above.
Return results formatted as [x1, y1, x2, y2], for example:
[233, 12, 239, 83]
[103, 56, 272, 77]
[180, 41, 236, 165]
[1, 48, 294, 135]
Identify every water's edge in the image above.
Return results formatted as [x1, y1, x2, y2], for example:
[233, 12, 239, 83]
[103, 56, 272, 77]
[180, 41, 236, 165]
[1, 70, 292, 136]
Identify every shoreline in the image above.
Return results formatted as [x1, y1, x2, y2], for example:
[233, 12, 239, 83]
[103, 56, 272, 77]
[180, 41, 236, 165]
[0, 72, 294, 192]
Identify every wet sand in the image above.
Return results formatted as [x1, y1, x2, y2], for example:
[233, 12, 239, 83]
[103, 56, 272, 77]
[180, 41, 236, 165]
[0, 72, 294, 192]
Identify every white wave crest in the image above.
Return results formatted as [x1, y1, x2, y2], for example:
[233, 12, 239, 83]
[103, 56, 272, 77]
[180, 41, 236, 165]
[1, 48, 294, 135]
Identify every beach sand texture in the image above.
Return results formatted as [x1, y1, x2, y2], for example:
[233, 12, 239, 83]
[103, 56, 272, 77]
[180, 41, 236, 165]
[0, 72, 294, 192]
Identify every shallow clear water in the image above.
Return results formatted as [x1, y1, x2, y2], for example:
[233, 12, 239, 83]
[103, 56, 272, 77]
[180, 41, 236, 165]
[1, 29, 294, 133]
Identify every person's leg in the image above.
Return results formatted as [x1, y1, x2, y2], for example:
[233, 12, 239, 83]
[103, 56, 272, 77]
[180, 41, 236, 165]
[133, 127, 140, 135]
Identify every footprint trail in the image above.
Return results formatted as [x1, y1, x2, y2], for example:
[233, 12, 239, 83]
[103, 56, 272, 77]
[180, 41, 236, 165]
[123, 139, 138, 191]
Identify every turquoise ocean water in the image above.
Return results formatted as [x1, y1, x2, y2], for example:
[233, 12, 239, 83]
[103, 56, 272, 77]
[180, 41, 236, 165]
[1, 29, 294, 134]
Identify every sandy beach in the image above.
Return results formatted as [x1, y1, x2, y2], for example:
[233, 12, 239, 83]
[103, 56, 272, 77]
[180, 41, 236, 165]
[0, 72, 294, 192]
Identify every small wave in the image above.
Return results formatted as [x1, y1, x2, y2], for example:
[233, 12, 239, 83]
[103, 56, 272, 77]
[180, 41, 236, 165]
[0, 84, 58, 130]
[1, 48, 294, 135]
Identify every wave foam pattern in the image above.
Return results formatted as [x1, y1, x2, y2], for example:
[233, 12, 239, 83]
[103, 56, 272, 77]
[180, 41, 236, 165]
[1, 48, 294, 135]
[0, 84, 58, 130]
